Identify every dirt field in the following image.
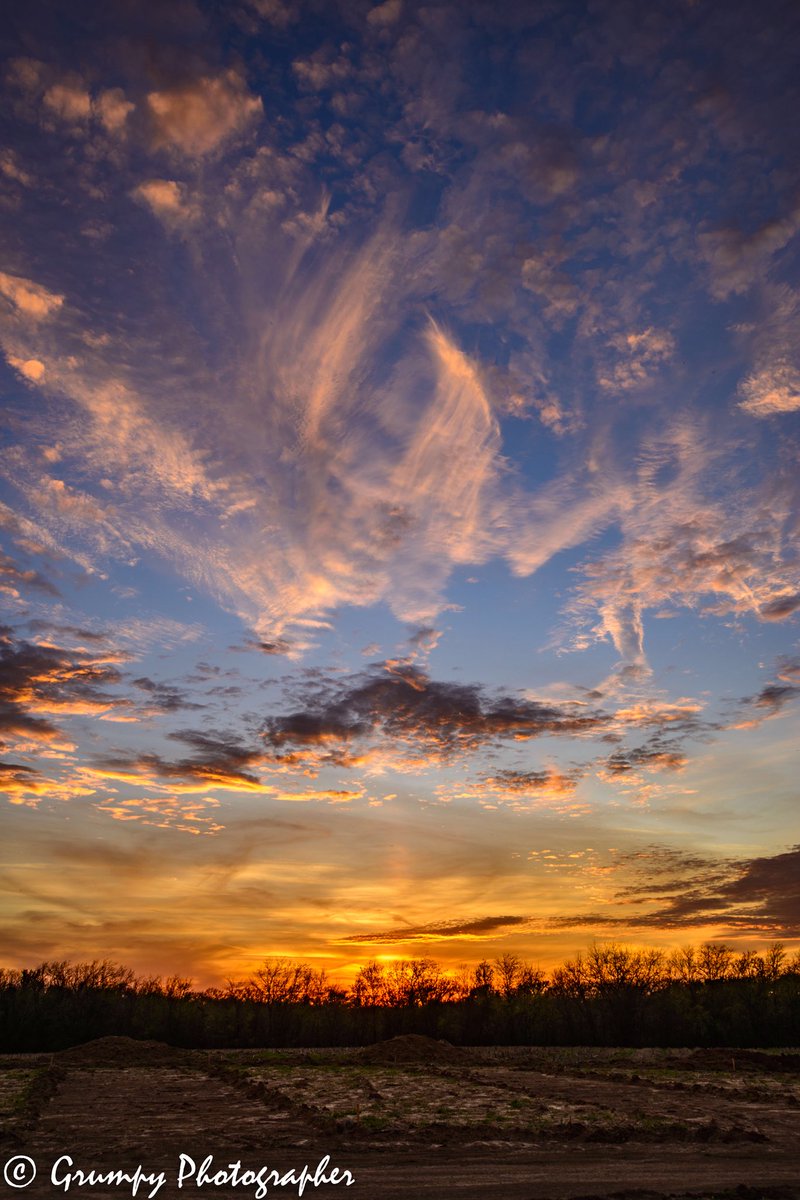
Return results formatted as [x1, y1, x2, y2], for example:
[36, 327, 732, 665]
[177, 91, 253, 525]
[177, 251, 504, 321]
[2, 1037, 800, 1199]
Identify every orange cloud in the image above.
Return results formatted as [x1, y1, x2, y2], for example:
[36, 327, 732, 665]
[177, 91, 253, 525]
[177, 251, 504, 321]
[42, 80, 91, 124]
[0, 761, 53, 804]
[0, 629, 131, 747]
[146, 69, 262, 157]
[94, 88, 134, 133]
[739, 360, 800, 416]
[132, 180, 199, 228]
[97, 794, 224, 836]
[0, 270, 63, 319]
[597, 327, 675, 392]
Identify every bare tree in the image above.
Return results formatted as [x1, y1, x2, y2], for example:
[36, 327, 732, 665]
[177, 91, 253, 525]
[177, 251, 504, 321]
[494, 953, 522, 998]
[697, 942, 735, 983]
[471, 959, 495, 996]
[351, 960, 389, 1006]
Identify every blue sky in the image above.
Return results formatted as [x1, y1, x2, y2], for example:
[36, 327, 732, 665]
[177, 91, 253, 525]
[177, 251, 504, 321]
[1, 0, 799, 984]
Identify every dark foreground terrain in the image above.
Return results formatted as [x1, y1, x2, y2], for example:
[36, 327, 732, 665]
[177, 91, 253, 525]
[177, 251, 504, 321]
[2, 1036, 799, 1199]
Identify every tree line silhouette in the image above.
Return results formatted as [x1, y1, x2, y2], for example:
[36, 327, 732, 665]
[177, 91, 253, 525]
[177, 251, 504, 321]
[2, 942, 799, 1052]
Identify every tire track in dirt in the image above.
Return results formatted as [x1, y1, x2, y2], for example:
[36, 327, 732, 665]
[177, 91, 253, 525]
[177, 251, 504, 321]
[7, 1039, 800, 1200]
[20, 1064, 343, 1199]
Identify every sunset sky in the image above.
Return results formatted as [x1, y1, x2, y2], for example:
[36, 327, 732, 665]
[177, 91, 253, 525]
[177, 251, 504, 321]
[1, 0, 799, 987]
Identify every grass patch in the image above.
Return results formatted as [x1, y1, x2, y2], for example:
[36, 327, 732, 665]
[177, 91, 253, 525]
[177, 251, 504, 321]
[0, 1063, 64, 1142]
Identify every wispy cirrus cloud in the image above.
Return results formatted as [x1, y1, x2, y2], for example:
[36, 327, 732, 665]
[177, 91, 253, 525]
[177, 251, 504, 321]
[96, 793, 224, 836]
[0, 228, 514, 650]
[544, 843, 800, 936]
[436, 767, 590, 816]
[741, 681, 800, 723]
[92, 741, 269, 795]
[563, 423, 800, 677]
[338, 914, 530, 945]
[739, 359, 800, 417]
[2, 51, 797, 680]
[617, 846, 800, 934]
[87, 725, 365, 808]
[0, 549, 60, 599]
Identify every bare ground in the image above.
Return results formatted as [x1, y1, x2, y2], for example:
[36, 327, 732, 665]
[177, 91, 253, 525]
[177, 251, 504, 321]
[2, 1037, 800, 1200]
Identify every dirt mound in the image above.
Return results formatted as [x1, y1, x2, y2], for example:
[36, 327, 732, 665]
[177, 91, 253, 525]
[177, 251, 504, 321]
[58, 1036, 190, 1067]
[354, 1034, 467, 1066]
[685, 1048, 800, 1074]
